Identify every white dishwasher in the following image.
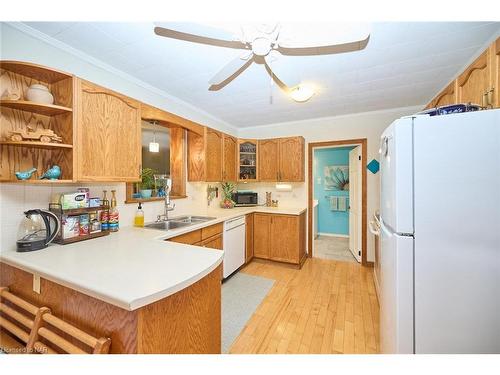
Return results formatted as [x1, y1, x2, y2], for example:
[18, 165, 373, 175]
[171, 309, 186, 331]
[223, 216, 246, 279]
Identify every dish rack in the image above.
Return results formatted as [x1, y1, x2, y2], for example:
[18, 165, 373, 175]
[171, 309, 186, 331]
[48, 203, 110, 245]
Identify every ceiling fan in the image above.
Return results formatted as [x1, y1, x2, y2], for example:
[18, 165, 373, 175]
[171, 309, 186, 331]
[154, 22, 371, 91]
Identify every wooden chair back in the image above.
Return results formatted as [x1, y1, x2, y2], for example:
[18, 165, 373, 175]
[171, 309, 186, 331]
[36, 312, 111, 354]
[0, 286, 50, 353]
[0, 287, 111, 354]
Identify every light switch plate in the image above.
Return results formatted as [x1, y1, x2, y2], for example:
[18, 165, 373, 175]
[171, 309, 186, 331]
[33, 274, 41, 294]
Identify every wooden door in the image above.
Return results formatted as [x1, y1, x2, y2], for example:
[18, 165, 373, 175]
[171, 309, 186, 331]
[245, 213, 254, 263]
[279, 137, 305, 182]
[348, 146, 362, 263]
[270, 215, 299, 263]
[77, 80, 141, 181]
[205, 128, 223, 182]
[223, 134, 237, 182]
[258, 139, 279, 181]
[457, 50, 491, 106]
[253, 214, 271, 259]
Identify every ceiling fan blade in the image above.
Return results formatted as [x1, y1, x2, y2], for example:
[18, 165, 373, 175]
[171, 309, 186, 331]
[154, 23, 248, 49]
[277, 23, 371, 48]
[264, 51, 301, 88]
[208, 53, 254, 87]
[277, 36, 370, 56]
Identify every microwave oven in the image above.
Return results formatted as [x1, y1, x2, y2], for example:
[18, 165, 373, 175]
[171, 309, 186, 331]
[232, 192, 258, 206]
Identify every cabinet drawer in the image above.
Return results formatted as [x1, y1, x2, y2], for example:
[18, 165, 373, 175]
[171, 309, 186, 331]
[201, 223, 223, 240]
[167, 229, 202, 245]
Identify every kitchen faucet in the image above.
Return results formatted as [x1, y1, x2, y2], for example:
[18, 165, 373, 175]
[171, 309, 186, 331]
[156, 178, 175, 222]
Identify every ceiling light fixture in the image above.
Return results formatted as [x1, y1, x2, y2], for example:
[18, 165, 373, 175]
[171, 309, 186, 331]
[149, 121, 160, 153]
[290, 84, 315, 102]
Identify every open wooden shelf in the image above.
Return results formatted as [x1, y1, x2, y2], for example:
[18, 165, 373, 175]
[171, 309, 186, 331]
[0, 61, 72, 83]
[0, 140, 73, 149]
[0, 179, 74, 184]
[0, 100, 72, 116]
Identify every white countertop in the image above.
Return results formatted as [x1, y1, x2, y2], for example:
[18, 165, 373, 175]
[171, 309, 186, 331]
[0, 205, 306, 311]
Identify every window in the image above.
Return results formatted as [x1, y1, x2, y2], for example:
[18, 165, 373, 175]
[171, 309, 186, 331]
[125, 121, 186, 203]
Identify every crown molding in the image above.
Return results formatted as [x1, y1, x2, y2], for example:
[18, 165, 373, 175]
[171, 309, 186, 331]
[4, 22, 238, 134]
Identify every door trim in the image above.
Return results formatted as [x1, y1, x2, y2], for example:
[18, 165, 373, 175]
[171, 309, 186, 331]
[307, 138, 368, 266]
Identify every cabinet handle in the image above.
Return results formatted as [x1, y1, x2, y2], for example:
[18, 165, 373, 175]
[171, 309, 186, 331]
[487, 88, 494, 108]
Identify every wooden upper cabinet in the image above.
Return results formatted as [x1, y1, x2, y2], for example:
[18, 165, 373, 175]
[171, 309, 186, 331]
[76, 79, 141, 182]
[492, 37, 500, 108]
[253, 214, 271, 259]
[222, 134, 237, 182]
[431, 81, 457, 108]
[187, 127, 224, 182]
[457, 49, 491, 106]
[205, 128, 223, 182]
[258, 139, 279, 181]
[279, 137, 305, 182]
[424, 37, 500, 110]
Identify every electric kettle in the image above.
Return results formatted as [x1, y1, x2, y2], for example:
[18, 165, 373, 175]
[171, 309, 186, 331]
[17, 209, 60, 252]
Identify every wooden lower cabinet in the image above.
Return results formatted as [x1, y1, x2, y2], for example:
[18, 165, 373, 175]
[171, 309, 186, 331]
[245, 213, 254, 263]
[0, 262, 221, 353]
[253, 212, 306, 267]
[198, 233, 223, 250]
[253, 214, 271, 259]
[166, 223, 223, 250]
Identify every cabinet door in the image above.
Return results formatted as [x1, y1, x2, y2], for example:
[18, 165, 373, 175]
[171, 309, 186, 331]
[245, 213, 254, 263]
[270, 215, 299, 263]
[279, 137, 305, 182]
[492, 38, 500, 108]
[432, 81, 458, 107]
[201, 234, 223, 250]
[77, 80, 141, 181]
[253, 214, 271, 259]
[457, 50, 491, 106]
[223, 134, 237, 182]
[258, 139, 279, 181]
[205, 128, 223, 182]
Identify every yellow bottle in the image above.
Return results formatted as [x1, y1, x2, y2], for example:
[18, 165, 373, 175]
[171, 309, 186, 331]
[134, 202, 144, 227]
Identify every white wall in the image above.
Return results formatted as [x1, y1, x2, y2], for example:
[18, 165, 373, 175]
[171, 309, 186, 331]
[237, 106, 421, 262]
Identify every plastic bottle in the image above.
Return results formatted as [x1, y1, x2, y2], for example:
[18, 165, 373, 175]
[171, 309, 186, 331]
[108, 190, 119, 232]
[134, 202, 144, 227]
[101, 190, 109, 231]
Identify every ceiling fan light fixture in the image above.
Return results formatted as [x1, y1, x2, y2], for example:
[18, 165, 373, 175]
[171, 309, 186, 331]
[290, 84, 314, 102]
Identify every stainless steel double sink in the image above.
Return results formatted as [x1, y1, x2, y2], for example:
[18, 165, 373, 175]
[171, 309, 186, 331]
[144, 216, 216, 231]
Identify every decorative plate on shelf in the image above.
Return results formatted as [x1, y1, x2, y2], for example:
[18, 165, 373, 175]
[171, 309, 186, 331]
[417, 103, 483, 116]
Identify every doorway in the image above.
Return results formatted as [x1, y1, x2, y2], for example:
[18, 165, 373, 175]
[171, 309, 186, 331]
[308, 139, 367, 265]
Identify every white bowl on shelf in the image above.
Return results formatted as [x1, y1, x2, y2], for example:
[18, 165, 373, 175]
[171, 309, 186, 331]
[26, 84, 54, 105]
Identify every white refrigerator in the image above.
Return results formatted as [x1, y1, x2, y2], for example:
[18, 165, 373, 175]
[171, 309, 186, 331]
[379, 109, 500, 354]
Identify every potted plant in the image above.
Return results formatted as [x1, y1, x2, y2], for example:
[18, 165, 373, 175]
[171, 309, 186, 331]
[220, 182, 236, 209]
[140, 168, 156, 199]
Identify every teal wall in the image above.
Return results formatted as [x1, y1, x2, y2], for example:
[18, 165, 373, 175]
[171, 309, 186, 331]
[314, 147, 355, 235]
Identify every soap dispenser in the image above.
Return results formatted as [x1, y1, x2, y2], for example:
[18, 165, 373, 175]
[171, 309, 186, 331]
[134, 202, 144, 227]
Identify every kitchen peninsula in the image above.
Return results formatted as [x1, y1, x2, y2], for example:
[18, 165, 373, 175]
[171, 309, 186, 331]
[0, 226, 224, 354]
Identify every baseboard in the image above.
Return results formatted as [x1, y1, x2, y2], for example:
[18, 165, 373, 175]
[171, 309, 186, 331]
[317, 232, 349, 238]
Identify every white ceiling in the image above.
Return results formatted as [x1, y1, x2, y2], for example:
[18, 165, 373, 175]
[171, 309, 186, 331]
[23, 22, 500, 127]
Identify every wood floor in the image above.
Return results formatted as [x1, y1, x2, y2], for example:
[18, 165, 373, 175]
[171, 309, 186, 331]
[229, 257, 379, 354]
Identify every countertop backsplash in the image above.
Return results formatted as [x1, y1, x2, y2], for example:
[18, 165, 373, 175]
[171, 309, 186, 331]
[0, 181, 209, 251]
